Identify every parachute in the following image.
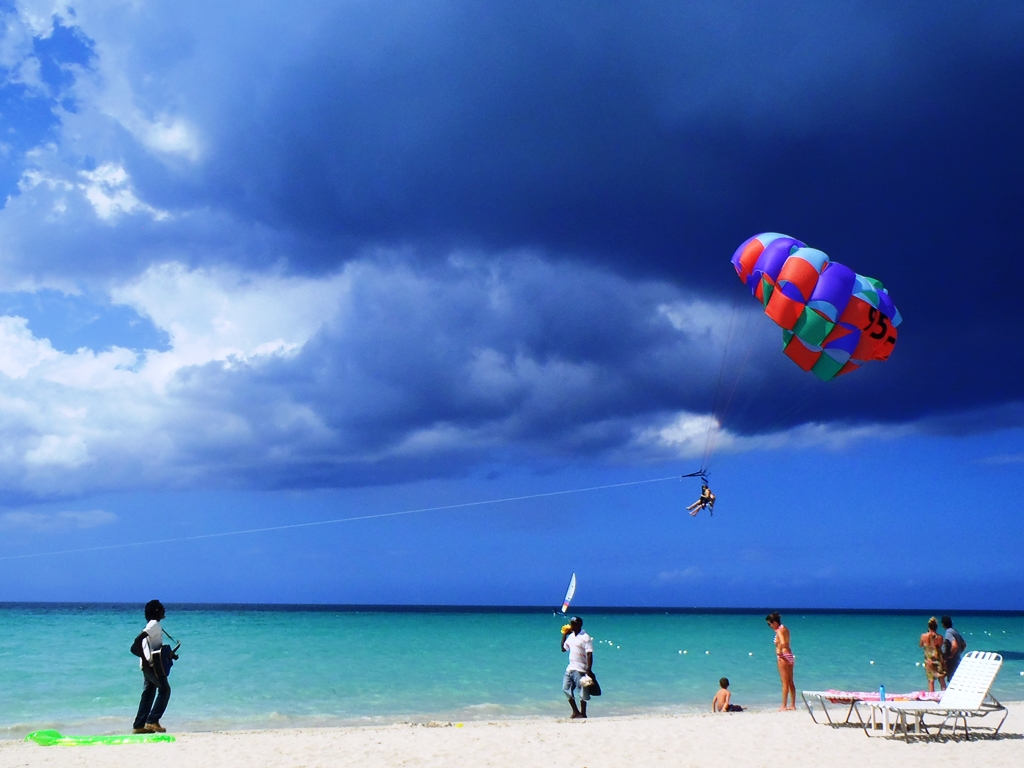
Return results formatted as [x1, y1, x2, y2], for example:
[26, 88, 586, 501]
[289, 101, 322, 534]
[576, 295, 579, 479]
[731, 233, 902, 381]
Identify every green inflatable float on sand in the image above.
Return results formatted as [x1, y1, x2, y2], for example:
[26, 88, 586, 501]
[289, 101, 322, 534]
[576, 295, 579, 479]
[26, 729, 175, 746]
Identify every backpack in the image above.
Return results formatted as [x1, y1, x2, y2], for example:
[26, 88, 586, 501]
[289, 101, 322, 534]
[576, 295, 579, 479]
[130, 631, 147, 658]
[130, 631, 180, 676]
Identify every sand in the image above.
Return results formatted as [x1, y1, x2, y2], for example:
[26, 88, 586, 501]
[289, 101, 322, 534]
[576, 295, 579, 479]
[2, 705, 1021, 768]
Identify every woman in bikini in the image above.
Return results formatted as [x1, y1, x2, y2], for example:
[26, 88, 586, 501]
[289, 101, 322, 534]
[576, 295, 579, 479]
[766, 612, 796, 710]
[919, 616, 947, 692]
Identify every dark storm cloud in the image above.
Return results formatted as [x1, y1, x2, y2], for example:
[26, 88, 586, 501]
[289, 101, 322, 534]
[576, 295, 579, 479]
[155, 256, 780, 489]
[4, 0, 1022, 451]
[178, 2, 1023, 271]
[103, 0, 1021, 430]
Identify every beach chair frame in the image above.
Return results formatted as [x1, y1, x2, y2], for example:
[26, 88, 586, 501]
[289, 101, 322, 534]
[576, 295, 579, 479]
[854, 694, 1007, 740]
[853, 651, 1007, 740]
[800, 691, 859, 726]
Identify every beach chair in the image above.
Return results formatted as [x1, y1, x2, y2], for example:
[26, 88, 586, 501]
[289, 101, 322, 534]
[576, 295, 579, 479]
[801, 689, 940, 726]
[854, 651, 1007, 740]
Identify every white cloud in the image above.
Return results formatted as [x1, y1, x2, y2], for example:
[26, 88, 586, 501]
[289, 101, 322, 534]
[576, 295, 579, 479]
[18, 167, 74, 193]
[54, 8, 204, 163]
[137, 115, 202, 160]
[14, 163, 76, 221]
[390, 424, 484, 457]
[978, 453, 1024, 466]
[656, 566, 702, 584]
[0, 259, 355, 493]
[79, 163, 170, 221]
[25, 433, 91, 467]
[111, 262, 350, 388]
[0, 316, 61, 378]
[13, 161, 170, 223]
[636, 411, 909, 461]
[658, 300, 742, 347]
[6, 1, 204, 165]
[11, 1, 73, 38]
[637, 412, 719, 460]
[0, 508, 117, 532]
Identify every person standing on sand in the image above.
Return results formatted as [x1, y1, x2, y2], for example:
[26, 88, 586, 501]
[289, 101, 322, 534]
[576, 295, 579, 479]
[560, 616, 594, 719]
[941, 616, 967, 680]
[919, 617, 947, 692]
[133, 600, 171, 733]
[766, 612, 795, 710]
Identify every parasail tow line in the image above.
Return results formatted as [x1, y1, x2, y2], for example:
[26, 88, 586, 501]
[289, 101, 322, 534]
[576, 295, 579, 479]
[0, 476, 680, 562]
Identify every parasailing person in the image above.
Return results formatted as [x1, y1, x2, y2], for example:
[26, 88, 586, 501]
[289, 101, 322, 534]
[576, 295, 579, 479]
[687, 484, 715, 517]
[678, 232, 903, 519]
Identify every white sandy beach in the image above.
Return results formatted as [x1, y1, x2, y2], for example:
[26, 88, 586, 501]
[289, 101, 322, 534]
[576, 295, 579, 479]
[2, 705, 1021, 768]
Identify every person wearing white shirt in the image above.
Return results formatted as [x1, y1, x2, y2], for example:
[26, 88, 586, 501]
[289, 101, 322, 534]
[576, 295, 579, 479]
[132, 600, 171, 733]
[560, 616, 594, 719]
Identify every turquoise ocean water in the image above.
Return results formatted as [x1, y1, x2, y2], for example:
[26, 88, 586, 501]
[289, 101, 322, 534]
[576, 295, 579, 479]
[2, 605, 1023, 738]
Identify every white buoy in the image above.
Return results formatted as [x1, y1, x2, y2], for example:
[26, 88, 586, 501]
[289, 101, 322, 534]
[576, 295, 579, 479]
[870, 660, 875, 665]
[683, 650, 688, 654]
[916, 662, 921, 666]
[749, 652, 754, 656]
[616, 645, 621, 649]
[705, 650, 710, 655]
[678, 650, 683, 654]
[1019, 671, 1023, 676]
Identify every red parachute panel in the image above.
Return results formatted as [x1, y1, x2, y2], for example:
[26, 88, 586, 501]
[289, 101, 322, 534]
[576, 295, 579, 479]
[765, 289, 804, 330]
[776, 256, 821, 302]
[734, 239, 765, 283]
[784, 337, 821, 372]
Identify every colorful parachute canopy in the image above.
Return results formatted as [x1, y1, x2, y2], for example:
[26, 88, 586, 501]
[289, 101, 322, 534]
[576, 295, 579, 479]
[731, 233, 901, 381]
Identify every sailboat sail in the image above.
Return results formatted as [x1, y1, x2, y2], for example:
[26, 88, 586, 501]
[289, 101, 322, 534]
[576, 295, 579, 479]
[560, 573, 577, 613]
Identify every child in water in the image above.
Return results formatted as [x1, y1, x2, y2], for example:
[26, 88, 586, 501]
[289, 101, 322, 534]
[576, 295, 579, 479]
[712, 678, 744, 712]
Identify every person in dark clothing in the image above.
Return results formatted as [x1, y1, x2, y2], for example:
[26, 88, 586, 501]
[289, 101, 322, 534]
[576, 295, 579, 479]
[133, 600, 172, 733]
[940, 615, 967, 681]
[687, 485, 716, 516]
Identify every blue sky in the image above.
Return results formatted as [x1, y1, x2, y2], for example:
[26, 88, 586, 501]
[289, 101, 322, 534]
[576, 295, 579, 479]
[0, 1, 1021, 608]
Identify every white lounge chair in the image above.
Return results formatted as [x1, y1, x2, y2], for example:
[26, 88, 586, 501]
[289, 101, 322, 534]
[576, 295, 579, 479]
[854, 651, 1007, 739]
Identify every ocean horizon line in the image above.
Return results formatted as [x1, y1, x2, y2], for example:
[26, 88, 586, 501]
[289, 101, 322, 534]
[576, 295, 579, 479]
[2, 602, 1022, 616]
